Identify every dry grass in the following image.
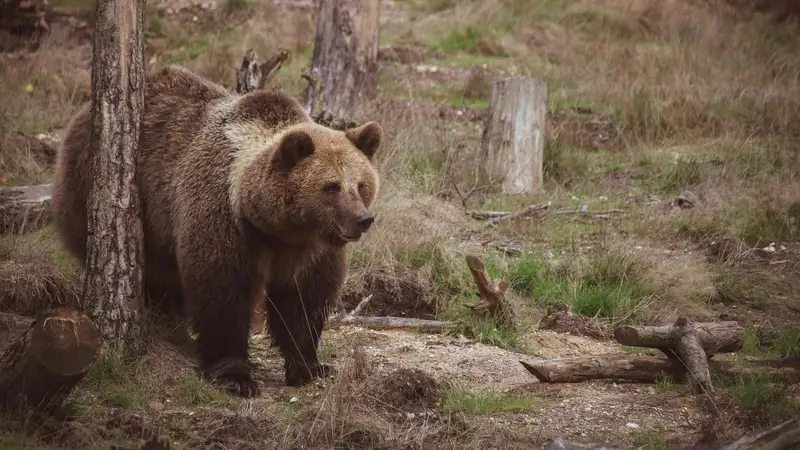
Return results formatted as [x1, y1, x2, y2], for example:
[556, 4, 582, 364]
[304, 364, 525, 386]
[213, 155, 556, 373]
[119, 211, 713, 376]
[0, 0, 799, 446]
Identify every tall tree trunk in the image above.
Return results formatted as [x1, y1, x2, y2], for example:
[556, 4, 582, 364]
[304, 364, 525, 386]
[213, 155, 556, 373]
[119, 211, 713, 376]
[308, 0, 381, 129]
[83, 0, 146, 354]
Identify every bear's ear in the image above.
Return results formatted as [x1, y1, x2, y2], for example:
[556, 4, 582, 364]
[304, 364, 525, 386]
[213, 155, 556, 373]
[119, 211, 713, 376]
[274, 130, 315, 170]
[345, 121, 382, 161]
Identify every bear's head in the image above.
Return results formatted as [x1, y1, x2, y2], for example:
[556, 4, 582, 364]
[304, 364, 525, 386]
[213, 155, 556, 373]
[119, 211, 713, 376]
[238, 120, 383, 248]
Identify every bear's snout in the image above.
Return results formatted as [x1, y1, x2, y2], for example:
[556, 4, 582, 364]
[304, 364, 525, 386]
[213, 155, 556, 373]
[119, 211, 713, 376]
[356, 211, 375, 233]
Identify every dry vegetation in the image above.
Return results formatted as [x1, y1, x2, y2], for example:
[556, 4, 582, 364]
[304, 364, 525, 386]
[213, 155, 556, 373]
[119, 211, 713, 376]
[1, 0, 799, 448]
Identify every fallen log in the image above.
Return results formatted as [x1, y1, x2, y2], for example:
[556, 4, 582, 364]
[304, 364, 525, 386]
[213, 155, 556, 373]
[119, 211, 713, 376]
[672, 317, 713, 394]
[0, 184, 52, 235]
[327, 315, 456, 334]
[711, 415, 800, 450]
[614, 320, 743, 357]
[0, 308, 102, 414]
[519, 353, 800, 384]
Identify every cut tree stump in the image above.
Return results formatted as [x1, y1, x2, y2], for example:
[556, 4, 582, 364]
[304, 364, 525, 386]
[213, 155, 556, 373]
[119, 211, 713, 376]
[0, 184, 52, 235]
[614, 320, 743, 357]
[519, 353, 800, 384]
[308, 0, 381, 130]
[0, 308, 102, 414]
[464, 254, 510, 316]
[480, 76, 547, 195]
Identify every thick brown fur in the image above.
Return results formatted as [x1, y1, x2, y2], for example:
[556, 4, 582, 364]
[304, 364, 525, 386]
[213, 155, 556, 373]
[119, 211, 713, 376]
[50, 65, 382, 397]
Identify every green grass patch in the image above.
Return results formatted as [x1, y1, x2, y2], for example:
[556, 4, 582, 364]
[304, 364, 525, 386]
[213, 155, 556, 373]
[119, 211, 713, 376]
[85, 351, 147, 409]
[719, 371, 800, 426]
[439, 383, 538, 415]
[508, 250, 653, 324]
[631, 424, 674, 450]
[178, 375, 230, 406]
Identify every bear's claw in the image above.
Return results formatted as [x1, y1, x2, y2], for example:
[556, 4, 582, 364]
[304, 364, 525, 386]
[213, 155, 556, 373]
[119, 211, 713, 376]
[286, 361, 335, 387]
[203, 357, 261, 398]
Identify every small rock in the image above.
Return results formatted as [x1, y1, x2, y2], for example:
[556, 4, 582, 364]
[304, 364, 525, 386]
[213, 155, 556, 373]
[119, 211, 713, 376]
[289, 396, 298, 403]
[626, 422, 639, 429]
[673, 190, 697, 209]
[148, 401, 165, 412]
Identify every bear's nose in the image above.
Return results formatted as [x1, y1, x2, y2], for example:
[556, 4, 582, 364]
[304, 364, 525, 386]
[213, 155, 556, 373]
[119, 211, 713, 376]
[356, 211, 375, 232]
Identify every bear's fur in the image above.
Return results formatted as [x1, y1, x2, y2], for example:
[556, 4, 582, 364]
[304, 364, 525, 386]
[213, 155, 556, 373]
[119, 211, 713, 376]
[50, 65, 382, 397]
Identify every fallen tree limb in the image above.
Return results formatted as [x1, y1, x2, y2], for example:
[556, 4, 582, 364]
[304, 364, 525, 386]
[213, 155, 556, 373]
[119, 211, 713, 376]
[519, 353, 800, 384]
[327, 315, 457, 334]
[614, 320, 743, 357]
[0, 308, 102, 414]
[0, 184, 52, 235]
[711, 415, 800, 450]
[672, 317, 713, 395]
[469, 201, 551, 226]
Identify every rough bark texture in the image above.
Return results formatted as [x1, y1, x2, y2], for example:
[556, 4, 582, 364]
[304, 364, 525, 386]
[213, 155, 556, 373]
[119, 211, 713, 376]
[464, 254, 509, 315]
[614, 321, 743, 357]
[0, 308, 102, 413]
[481, 76, 547, 194]
[235, 48, 289, 95]
[83, 0, 146, 353]
[309, 0, 381, 129]
[0, 184, 52, 235]
[671, 317, 714, 394]
[519, 354, 800, 383]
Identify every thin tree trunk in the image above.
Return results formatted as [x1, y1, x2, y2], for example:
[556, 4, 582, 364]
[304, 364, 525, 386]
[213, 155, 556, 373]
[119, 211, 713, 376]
[84, 0, 146, 354]
[308, 0, 381, 129]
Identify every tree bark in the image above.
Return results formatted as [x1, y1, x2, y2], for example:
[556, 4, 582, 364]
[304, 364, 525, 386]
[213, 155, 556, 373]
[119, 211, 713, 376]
[0, 184, 51, 235]
[464, 254, 509, 316]
[614, 320, 743, 357]
[83, 0, 146, 354]
[308, 0, 381, 130]
[0, 308, 102, 414]
[481, 76, 547, 194]
[235, 48, 289, 95]
[712, 416, 800, 450]
[672, 317, 713, 395]
[519, 354, 800, 384]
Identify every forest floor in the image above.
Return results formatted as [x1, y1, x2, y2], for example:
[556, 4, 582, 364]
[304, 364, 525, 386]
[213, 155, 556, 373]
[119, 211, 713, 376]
[1, 0, 800, 448]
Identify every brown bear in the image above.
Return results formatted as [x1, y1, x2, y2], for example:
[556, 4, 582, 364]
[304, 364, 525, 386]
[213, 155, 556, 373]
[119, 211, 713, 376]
[50, 65, 382, 397]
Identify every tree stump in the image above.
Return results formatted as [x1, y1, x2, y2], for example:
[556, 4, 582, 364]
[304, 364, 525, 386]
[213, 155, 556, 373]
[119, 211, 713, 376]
[0, 308, 102, 414]
[84, 0, 147, 353]
[614, 321, 743, 357]
[0, 184, 52, 235]
[308, 0, 381, 130]
[481, 76, 547, 194]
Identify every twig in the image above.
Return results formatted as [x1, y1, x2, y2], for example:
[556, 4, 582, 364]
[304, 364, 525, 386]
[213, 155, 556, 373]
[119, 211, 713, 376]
[349, 294, 373, 317]
[476, 201, 550, 226]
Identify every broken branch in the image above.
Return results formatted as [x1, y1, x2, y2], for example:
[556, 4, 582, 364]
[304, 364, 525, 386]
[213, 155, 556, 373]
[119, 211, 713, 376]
[464, 254, 509, 316]
[236, 48, 290, 95]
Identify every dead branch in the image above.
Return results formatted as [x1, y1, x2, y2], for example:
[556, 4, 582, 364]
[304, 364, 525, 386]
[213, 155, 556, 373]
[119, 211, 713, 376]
[0, 184, 52, 235]
[327, 315, 457, 334]
[614, 320, 743, 357]
[519, 354, 800, 384]
[464, 255, 509, 315]
[236, 48, 290, 95]
[543, 438, 618, 450]
[671, 317, 713, 395]
[470, 201, 551, 226]
[0, 308, 102, 415]
[712, 416, 800, 450]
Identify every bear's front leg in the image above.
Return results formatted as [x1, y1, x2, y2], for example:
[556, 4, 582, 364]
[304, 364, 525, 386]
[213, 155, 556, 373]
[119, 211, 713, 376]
[177, 237, 262, 398]
[266, 249, 346, 386]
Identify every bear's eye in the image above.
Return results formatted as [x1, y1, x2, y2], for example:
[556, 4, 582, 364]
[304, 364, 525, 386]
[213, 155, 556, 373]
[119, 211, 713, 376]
[323, 182, 341, 193]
